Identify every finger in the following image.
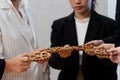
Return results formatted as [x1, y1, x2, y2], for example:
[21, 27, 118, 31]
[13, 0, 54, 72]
[85, 42, 92, 45]
[64, 44, 70, 47]
[21, 62, 31, 66]
[36, 60, 48, 64]
[20, 53, 30, 57]
[16, 66, 29, 73]
[21, 57, 30, 62]
[17, 68, 28, 73]
[96, 45, 104, 49]
[22, 65, 30, 70]
[110, 58, 118, 64]
[42, 64, 48, 73]
[110, 52, 118, 62]
[107, 48, 118, 53]
[86, 41, 96, 46]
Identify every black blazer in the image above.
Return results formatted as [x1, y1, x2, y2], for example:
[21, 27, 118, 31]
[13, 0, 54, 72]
[0, 59, 5, 79]
[116, 0, 120, 21]
[49, 10, 120, 80]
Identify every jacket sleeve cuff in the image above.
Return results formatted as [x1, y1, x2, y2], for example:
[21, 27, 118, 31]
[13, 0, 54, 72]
[115, 43, 120, 47]
[0, 59, 5, 79]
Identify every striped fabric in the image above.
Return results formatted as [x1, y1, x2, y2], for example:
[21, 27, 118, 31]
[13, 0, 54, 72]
[0, 0, 48, 80]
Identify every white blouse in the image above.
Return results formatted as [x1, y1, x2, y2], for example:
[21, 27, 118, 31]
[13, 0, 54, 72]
[75, 17, 90, 65]
[0, 0, 48, 80]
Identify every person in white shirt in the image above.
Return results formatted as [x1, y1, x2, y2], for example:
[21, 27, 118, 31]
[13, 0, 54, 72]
[0, 0, 50, 80]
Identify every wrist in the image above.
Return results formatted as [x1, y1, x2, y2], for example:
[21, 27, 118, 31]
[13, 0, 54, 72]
[5, 58, 13, 72]
[112, 44, 115, 48]
[98, 40, 104, 45]
[99, 40, 104, 44]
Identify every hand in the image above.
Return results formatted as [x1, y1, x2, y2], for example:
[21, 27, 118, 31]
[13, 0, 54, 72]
[42, 62, 49, 73]
[86, 40, 104, 46]
[58, 45, 73, 58]
[5, 53, 31, 73]
[97, 43, 115, 50]
[107, 47, 120, 64]
[95, 43, 114, 59]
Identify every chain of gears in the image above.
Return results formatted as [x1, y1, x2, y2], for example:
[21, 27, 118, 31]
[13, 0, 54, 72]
[28, 45, 111, 63]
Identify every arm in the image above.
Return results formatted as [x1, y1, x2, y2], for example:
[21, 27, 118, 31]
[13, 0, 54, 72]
[0, 59, 5, 79]
[103, 21, 120, 43]
[0, 54, 31, 79]
[86, 20, 120, 46]
[49, 21, 74, 69]
[116, 0, 120, 22]
[49, 21, 66, 69]
[4, 53, 31, 73]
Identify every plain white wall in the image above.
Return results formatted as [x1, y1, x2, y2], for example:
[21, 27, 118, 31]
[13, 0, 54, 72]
[108, 0, 116, 19]
[95, 0, 108, 16]
[30, 0, 72, 48]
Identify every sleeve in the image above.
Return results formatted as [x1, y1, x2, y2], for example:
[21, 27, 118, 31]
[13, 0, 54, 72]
[0, 59, 5, 79]
[49, 21, 65, 69]
[103, 21, 120, 43]
[0, 10, 5, 59]
[49, 21, 73, 70]
[116, 0, 120, 22]
[115, 43, 120, 47]
[0, 30, 4, 59]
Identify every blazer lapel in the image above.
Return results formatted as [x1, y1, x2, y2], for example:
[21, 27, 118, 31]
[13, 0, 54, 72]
[65, 13, 78, 46]
[3, 0, 34, 50]
[84, 11, 101, 43]
[64, 11, 101, 44]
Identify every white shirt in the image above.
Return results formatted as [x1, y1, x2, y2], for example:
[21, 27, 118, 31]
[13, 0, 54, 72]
[75, 17, 90, 65]
[0, 0, 48, 80]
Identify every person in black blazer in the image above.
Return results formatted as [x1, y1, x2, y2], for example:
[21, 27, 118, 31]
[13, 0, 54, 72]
[48, 0, 120, 80]
[116, 0, 120, 22]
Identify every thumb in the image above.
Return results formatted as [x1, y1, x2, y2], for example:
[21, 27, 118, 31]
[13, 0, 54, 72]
[19, 53, 30, 61]
[107, 48, 117, 53]
[42, 63, 48, 73]
[20, 53, 29, 57]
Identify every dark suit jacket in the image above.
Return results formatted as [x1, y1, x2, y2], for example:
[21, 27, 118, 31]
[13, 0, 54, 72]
[0, 59, 5, 79]
[116, 0, 120, 21]
[115, 43, 120, 47]
[49, 10, 120, 80]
